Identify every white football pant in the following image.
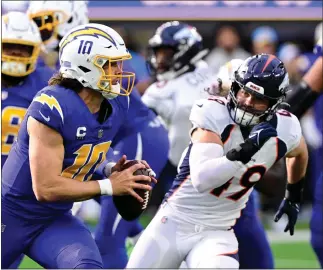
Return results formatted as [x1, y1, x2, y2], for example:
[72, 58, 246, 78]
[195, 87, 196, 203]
[127, 202, 239, 269]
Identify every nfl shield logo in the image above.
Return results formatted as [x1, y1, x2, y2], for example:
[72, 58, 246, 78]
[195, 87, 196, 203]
[98, 129, 104, 138]
[161, 216, 168, 224]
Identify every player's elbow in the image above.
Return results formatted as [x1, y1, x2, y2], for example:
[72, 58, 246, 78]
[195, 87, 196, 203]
[191, 171, 208, 193]
[34, 190, 59, 202]
[33, 183, 60, 202]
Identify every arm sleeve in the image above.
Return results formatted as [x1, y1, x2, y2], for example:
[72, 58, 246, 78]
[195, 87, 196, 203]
[188, 98, 245, 193]
[189, 142, 244, 193]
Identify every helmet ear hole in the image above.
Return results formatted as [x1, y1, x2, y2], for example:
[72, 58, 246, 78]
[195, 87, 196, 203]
[78, 66, 91, 73]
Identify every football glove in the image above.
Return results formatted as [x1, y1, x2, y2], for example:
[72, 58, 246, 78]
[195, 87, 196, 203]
[227, 122, 277, 164]
[274, 180, 304, 236]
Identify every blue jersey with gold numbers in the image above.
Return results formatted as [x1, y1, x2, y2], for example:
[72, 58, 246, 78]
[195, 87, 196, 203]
[2, 84, 134, 219]
[1, 66, 53, 167]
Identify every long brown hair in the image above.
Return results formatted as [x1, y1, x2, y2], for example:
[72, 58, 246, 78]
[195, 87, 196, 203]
[48, 72, 83, 93]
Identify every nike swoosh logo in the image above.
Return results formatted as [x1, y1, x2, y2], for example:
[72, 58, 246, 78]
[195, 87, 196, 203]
[39, 110, 50, 122]
[197, 104, 203, 108]
[249, 129, 264, 145]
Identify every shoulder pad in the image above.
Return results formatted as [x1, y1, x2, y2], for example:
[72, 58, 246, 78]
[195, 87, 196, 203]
[28, 87, 66, 133]
[190, 97, 230, 136]
[276, 109, 302, 153]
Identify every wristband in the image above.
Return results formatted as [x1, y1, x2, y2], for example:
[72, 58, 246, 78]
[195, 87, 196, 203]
[285, 179, 304, 203]
[98, 179, 113, 196]
[103, 162, 117, 177]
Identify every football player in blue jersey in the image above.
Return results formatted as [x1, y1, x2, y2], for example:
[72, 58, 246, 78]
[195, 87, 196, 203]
[286, 33, 323, 267]
[27, 1, 89, 70]
[2, 23, 154, 269]
[27, 2, 170, 267]
[2, 11, 54, 168]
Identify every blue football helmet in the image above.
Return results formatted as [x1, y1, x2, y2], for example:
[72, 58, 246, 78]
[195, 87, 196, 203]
[147, 21, 208, 81]
[228, 54, 290, 127]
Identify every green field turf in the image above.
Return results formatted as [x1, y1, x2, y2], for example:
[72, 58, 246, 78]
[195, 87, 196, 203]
[19, 235, 320, 269]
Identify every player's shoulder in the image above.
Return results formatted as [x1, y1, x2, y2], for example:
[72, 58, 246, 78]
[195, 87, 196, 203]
[33, 84, 74, 104]
[275, 109, 301, 132]
[190, 96, 231, 135]
[30, 85, 76, 125]
[275, 109, 302, 151]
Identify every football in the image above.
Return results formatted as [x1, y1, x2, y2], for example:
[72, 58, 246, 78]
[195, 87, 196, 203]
[113, 160, 152, 221]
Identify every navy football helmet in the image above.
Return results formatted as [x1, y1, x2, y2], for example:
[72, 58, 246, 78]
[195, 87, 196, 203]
[228, 54, 290, 126]
[147, 21, 208, 81]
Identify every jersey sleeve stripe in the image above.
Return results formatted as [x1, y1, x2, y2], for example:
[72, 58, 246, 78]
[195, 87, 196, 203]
[275, 137, 288, 163]
[221, 124, 235, 145]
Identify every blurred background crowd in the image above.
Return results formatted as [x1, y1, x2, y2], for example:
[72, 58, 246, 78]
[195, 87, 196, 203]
[2, 0, 322, 268]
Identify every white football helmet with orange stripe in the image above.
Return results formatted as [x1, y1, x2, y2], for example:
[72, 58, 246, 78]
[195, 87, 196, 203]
[58, 23, 135, 99]
[27, 1, 88, 50]
[2, 11, 42, 77]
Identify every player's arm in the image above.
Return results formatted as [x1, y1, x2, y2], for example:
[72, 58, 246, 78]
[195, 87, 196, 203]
[189, 100, 277, 193]
[254, 158, 287, 197]
[286, 55, 322, 118]
[274, 136, 308, 235]
[28, 117, 151, 203]
[285, 136, 308, 185]
[303, 56, 323, 93]
[189, 127, 243, 193]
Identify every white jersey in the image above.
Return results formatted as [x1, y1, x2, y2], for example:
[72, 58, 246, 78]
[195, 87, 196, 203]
[142, 65, 215, 166]
[166, 97, 302, 230]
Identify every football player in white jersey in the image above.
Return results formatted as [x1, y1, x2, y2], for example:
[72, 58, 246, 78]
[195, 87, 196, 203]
[216, 59, 276, 269]
[142, 21, 215, 202]
[127, 54, 308, 269]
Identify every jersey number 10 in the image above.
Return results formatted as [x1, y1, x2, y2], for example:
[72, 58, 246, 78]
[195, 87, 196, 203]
[61, 141, 111, 181]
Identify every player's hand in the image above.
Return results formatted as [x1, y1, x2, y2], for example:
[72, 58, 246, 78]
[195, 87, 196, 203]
[113, 157, 157, 183]
[248, 122, 277, 149]
[227, 122, 277, 164]
[111, 155, 127, 173]
[274, 198, 300, 236]
[109, 162, 152, 202]
[136, 160, 157, 183]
